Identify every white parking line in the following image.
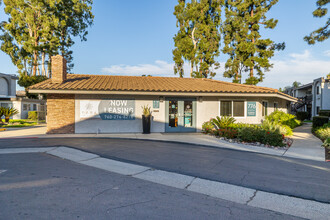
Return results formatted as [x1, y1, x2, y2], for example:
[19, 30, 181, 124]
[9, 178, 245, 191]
[0, 147, 329, 220]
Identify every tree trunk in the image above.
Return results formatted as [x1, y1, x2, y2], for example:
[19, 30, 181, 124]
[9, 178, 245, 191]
[47, 56, 51, 78]
[250, 7, 255, 79]
[41, 51, 46, 76]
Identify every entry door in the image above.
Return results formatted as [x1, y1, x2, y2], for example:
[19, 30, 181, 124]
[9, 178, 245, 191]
[165, 98, 196, 132]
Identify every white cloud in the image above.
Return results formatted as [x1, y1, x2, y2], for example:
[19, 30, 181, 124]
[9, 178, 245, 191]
[288, 50, 311, 60]
[259, 50, 330, 88]
[101, 49, 329, 89]
[324, 50, 330, 57]
[101, 60, 175, 77]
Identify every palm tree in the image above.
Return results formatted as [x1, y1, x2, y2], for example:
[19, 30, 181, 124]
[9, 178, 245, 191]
[0, 107, 5, 124]
[3, 107, 19, 123]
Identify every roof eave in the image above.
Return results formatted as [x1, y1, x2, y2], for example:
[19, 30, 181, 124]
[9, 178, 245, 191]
[28, 89, 297, 101]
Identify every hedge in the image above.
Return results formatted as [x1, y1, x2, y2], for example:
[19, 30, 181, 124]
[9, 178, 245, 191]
[312, 116, 329, 128]
[296, 111, 309, 121]
[28, 111, 38, 120]
[319, 110, 330, 117]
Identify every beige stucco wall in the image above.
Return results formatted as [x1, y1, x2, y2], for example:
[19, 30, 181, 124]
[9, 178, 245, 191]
[75, 94, 166, 133]
[74, 94, 289, 134]
[195, 96, 289, 131]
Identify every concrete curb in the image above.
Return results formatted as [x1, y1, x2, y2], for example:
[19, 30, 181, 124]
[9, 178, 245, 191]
[0, 147, 329, 220]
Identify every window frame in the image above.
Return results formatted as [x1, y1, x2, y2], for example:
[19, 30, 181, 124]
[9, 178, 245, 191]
[219, 100, 246, 118]
[262, 101, 268, 117]
[273, 102, 278, 111]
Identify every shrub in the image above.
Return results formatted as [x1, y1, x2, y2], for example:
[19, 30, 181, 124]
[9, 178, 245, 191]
[265, 110, 301, 129]
[322, 138, 330, 148]
[238, 126, 285, 147]
[28, 111, 38, 120]
[312, 116, 329, 128]
[296, 111, 309, 121]
[0, 107, 5, 123]
[238, 127, 265, 143]
[3, 107, 19, 123]
[262, 120, 293, 136]
[218, 127, 238, 139]
[202, 121, 214, 134]
[319, 110, 330, 117]
[314, 123, 330, 141]
[211, 116, 236, 129]
[263, 130, 285, 147]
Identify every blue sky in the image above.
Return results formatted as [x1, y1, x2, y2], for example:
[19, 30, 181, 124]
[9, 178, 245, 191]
[0, 0, 329, 90]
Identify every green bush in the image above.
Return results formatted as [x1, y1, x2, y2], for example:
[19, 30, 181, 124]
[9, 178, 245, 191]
[217, 127, 238, 139]
[262, 120, 293, 136]
[238, 127, 265, 143]
[296, 111, 309, 121]
[28, 111, 38, 120]
[238, 126, 285, 147]
[312, 116, 329, 128]
[211, 116, 236, 129]
[265, 110, 301, 129]
[202, 121, 214, 134]
[322, 138, 330, 148]
[314, 123, 330, 141]
[319, 110, 330, 117]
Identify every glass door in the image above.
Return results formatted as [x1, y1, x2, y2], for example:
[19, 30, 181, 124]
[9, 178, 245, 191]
[168, 100, 180, 132]
[165, 98, 196, 132]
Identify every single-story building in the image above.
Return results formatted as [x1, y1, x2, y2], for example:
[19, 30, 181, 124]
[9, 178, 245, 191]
[29, 55, 297, 134]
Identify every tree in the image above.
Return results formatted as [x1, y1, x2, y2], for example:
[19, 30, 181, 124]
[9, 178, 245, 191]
[0, 0, 94, 79]
[173, 0, 223, 78]
[222, 0, 284, 85]
[304, 0, 330, 44]
[292, 81, 301, 88]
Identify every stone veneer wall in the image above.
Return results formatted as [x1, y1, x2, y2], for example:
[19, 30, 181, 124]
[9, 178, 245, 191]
[47, 94, 75, 134]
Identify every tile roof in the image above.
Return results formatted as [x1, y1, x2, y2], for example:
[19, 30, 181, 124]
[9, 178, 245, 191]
[28, 74, 294, 99]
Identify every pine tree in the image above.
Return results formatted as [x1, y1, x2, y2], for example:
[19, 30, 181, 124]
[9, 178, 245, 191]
[304, 0, 329, 44]
[173, 0, 223, 78]
[222, 0, 284, 85]
[0, 0, 94, 78]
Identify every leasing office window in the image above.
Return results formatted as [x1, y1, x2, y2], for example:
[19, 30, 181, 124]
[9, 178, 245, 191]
[274, 102, 278, 111]
[262, 101, 268, 116]
[220, 101, 244, 117]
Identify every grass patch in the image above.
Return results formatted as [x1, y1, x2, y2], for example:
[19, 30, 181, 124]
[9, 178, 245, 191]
[0, 119, 43, 128]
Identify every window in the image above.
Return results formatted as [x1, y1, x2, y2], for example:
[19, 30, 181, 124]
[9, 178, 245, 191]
[33, 104, 37, 111]
[233, 101, 244, 117]
[220, 101, 245, 117]
[23, 104, 31, 111]
[317, 106, 320, 115]
[220, 101, 232, 116]
[316, 86, 320, 95]
[0, 103, 12, 108]
[262, 101, 268, 117]
[274, 102, 278, 111]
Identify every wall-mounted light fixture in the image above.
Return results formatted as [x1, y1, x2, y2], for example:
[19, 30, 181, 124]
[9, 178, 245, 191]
[159, 96, 164, 102]
[198, 96, 203, 102]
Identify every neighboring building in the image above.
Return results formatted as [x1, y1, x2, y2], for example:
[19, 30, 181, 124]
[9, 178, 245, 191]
[285, 77, 330, 118]
[0, 72, 46, 120]
[29, 55, 296, 134]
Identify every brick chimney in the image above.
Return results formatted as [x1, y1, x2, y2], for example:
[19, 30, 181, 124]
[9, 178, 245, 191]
[51, 55, 67, 83]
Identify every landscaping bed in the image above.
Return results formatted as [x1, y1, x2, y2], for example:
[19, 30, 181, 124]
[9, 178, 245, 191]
[0, 119, 44, 128]
[202, 111, 299, 149]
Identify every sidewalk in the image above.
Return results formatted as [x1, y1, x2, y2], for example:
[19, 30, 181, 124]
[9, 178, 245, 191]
[0, 123, 325, 161]
[283, 123, 324, 161]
